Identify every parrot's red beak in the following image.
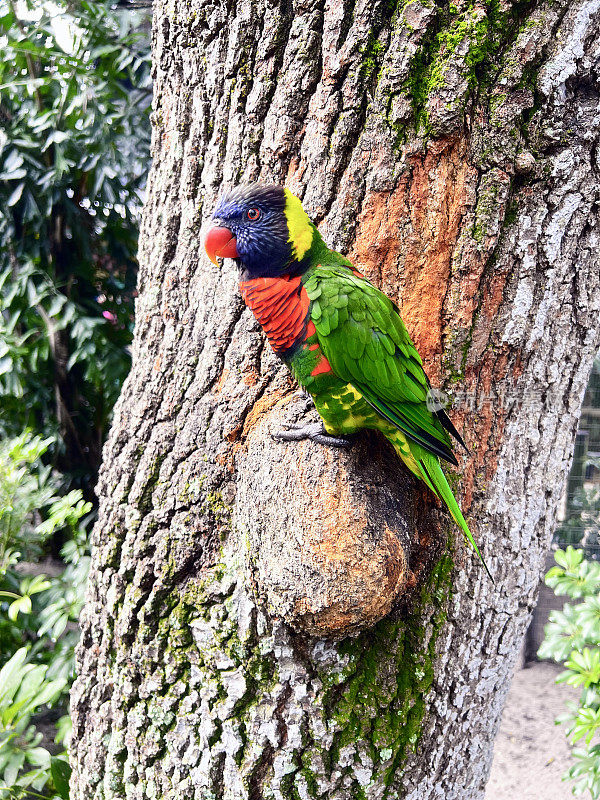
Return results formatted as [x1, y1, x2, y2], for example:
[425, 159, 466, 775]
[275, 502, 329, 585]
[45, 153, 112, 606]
[205, 226, 239, 265]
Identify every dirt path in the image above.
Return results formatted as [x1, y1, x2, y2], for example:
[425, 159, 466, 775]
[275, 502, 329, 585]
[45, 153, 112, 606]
[486, 662, 578, 800]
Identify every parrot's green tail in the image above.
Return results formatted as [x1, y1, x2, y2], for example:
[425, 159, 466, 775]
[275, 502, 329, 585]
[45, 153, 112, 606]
[417, 456, 493, 582]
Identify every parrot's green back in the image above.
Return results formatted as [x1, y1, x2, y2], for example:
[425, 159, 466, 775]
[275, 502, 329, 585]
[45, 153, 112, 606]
[287, 260, 491, 579]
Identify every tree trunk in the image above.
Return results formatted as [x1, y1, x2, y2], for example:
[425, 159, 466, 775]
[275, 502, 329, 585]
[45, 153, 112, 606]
[71, 0, 600, 797]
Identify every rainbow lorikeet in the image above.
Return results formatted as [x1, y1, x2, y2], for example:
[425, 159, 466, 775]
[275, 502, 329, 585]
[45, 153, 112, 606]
[205, 184, 490, 578]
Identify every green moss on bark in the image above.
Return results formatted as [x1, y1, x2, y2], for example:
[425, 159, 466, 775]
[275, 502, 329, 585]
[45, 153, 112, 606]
[404, 0, 540, 132]
[322, 553, 454, 796]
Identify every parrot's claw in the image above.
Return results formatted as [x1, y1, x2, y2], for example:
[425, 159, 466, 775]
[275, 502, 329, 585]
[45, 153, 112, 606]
[272, 421, 353, 449]
[292, 389, 314, 414]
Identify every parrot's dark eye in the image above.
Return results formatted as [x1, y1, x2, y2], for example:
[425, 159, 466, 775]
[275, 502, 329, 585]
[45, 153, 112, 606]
[247, 207, 261, 221]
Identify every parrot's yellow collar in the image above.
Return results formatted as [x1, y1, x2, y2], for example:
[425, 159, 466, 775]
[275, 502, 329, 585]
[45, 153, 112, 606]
[284, 188, 314, 261]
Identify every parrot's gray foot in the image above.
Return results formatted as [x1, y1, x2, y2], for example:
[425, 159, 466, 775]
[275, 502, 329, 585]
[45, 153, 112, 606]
[272, 422, 353, 449]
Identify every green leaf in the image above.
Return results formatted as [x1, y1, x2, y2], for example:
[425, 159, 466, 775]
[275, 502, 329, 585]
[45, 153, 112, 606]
[7, 181, 24, 206]
[0, 647, 29, 705]
[3, 749, 25, 786]
[555, 546, 584, 571]
[24, 573, 52, 594]
[51, 756, 71, 799]
[27, 677, 67, 709]
[570, 706, 600, 745]
[8, 593, 32, 620]
[26, 746, 51, 767]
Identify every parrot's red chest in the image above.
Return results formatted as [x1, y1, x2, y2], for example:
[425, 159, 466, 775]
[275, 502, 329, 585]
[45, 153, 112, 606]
[239, 275, 310, 354]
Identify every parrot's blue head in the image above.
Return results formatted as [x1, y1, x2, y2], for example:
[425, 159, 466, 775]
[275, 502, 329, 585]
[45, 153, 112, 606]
[205, 183, 316, 278]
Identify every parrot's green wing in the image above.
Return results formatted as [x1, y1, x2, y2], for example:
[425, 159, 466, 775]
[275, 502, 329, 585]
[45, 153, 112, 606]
[304, 265, 464, 465]
[304, 264, 491, 580]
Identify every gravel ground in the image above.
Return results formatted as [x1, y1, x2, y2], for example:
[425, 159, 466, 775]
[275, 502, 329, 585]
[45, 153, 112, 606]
[486, 661, 578, 800]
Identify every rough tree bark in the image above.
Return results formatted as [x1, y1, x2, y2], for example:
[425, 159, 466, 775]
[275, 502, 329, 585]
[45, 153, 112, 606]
[71, 0, 600, 798]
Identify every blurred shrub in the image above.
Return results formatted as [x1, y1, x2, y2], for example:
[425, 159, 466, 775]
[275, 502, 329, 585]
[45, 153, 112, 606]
[0, 648, 70, 798]
[0, 432, 90, 678]
[0, 2, 150, 792]
[0, 0, 151, 492]
[539, 547, 600, 798]
[0, 433, 90, 798]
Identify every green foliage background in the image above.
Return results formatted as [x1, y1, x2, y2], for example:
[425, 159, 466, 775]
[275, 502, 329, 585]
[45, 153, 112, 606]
[0, 0, 150, 494]
[0, 0, 151, 796]
[540, 548, 600, 799]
